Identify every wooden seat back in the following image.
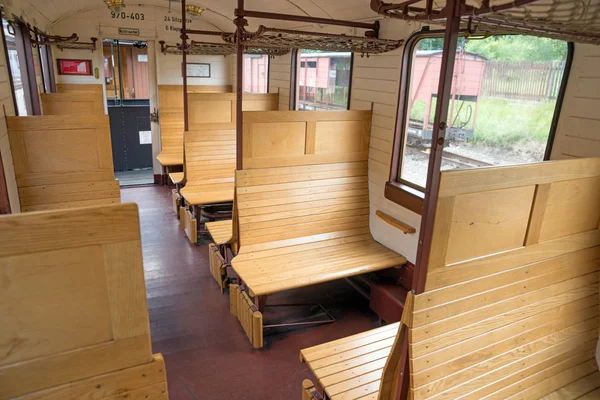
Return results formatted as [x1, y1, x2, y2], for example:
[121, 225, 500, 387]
[56, 83, 104, 94]
[7, 115, 120, 211]
[184, 129, 236, 185]
[235, 110, 372, 251]
[158, 85, 233, 162]
[0, 204, 167, 399]
[187, 92, 279, 131]
[403, 157, 600, 399]
[41, 92, 104, 115]
[181, 93, 279, 185]
[236, 161, 370, 251]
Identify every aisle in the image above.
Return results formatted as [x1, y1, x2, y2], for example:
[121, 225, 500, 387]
[121, 186, 380, 400]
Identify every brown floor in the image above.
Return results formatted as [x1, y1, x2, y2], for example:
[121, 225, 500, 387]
[121, 186, 383, 400]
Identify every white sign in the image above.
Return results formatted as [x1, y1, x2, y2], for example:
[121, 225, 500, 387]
[139, 131, 152, 145]
[138, 54, 148, 63]
[118, 27, 140, 36]
[186, 63, 210, 78]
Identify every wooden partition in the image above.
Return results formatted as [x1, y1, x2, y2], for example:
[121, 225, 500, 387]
[188, 93, 280, 130]
[41, 92, 104, 115]
[157, 85, 232, 166]
[241, 110, 371, 168]
[407, 157, 600, 399]
[7, 115, 120, 211]
[0, 204, 168, 399]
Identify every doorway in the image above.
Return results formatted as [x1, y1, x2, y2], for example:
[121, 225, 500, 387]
[103, 39, 153, 186]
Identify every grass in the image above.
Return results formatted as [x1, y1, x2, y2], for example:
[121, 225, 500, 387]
[409, 97, 557, 148]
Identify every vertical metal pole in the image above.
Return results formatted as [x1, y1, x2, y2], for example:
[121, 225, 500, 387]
[414, 0, 462, 296]
[235, 0, 246, 170]
[395, 4, 463, 399]
[181, 0, 189, 132]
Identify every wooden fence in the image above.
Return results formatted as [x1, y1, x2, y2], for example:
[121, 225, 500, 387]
[481, 60, 566, 102]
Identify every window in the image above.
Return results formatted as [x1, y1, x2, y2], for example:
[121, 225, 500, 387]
[390, 33, 570, 201]
[243, 54, 269, 94]
[2, 18, 33, 115]
[38, 45, 55, 93]
[295, 49, 353, 111]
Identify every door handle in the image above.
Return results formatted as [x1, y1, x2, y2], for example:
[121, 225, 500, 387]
[150, 108, 159, 123]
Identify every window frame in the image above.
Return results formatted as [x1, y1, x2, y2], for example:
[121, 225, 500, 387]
[2, 14, 41, 115]
[385, 29, 574, 214]
[38, 43, 56, 93]
[293, 49, 354, 111]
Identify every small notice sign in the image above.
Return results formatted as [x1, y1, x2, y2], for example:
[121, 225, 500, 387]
[139, 131, 152, 145]
[119, 27, 140, 36]
[57, 59, 92, 76]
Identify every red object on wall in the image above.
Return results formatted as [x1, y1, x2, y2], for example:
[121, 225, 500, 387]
[57, 59, 92, 75]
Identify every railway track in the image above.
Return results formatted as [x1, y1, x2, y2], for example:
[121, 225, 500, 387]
[406, 147, 494, 168]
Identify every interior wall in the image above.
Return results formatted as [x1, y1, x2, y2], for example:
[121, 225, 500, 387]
[551, 43, 600, 160]
[158, 53, 230, 86]
[350, 20, 422, 264]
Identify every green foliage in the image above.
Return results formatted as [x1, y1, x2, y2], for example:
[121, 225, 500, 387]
[465, 36, 568, 62]
[408, 97, 556, 147]
[417, 37, 444, 51]
[416, 35, 568, 62]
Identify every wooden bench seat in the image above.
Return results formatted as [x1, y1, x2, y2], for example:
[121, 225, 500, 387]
[299, 158, 600, 400]
[232, 162, 407, 297]
[157, 152, 184, 167]
[181, 182, 235, 205]
[180, 129, 236, 206]
[156, 85, 232, 169]
[230, 161, 407, 347]
[206, 219, 233, 245]
[169, 171, 184, 185]
[539, 371, 600, 399]
[300, 322, 401, 400]
[178, 129, 235, 242]
[234, 238, 406, 297]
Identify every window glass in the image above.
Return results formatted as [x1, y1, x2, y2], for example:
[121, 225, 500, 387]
[39, 45, 53, 93]
[243, 54, 269, 93]
[296, 49, 352, 110]
[3, 18, 32, 115]
[399, 35, 568, 189]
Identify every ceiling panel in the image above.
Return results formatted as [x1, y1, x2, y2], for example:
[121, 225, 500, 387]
[18, 0, 379, 30]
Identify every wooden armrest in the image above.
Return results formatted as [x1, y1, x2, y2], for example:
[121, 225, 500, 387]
[376, 210, 416, 234]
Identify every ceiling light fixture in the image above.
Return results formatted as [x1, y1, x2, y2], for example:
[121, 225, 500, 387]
[186, 4, 204, 20]
[104, 0, 126, 13]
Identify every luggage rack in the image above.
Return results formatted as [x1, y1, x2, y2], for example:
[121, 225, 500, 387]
[371, 0, 600, 45]
[159, 40, 290, 56]
[221, 26, 404, 56]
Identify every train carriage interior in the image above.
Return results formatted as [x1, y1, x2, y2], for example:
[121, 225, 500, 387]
[1, 0, 600, 399]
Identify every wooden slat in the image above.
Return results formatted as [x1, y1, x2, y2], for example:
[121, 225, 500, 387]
[0, 203, 139, 257]
[425, 229, 600, 290]
[18, 354, 167, 400]
[438, 157, 600, 197]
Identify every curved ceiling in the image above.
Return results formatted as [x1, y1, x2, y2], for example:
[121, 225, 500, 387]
[12, 0, 380, 31]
